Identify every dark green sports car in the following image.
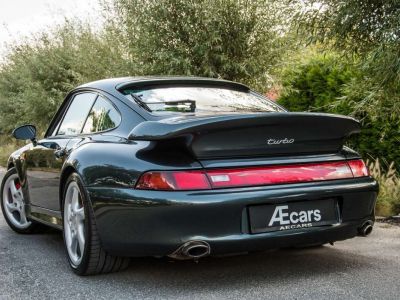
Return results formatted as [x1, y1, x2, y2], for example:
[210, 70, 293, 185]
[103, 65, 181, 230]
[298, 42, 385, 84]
[0, 77, 378, 275]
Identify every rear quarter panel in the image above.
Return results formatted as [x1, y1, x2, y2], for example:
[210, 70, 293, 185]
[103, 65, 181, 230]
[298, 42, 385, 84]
[63, 139, 203, 189]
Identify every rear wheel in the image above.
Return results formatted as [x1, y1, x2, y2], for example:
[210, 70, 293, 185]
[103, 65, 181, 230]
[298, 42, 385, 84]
[62, 173, 130, 275]
[0, 168, 40, 233]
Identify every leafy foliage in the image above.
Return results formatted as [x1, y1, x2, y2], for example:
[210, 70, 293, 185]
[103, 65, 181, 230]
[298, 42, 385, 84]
[291, 0, 400, 117]
[0, 22, 132, 134]
[105, 0, 293, 90]
[278, 51, 357, 113]
[278, 50, 400, 169]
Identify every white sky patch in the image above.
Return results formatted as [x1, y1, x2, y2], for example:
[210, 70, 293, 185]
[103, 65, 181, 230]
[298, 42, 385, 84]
[0, 0, 101, 55]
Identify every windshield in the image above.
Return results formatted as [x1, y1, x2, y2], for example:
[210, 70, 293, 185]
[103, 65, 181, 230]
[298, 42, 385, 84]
[122, 86, 284, 114]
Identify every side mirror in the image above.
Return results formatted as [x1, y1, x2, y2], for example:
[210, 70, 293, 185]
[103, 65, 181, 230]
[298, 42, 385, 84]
[12, 125, 37, 145]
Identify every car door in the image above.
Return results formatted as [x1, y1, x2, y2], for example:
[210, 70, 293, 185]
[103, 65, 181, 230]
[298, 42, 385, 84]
[25, 92, 98, 211]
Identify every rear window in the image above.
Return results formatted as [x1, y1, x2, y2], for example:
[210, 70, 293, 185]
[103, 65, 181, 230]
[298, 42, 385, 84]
[121, 86, 284, 114]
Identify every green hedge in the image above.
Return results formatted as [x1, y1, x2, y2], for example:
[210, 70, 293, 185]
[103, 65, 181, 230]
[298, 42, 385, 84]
[277, 52, 400, 170]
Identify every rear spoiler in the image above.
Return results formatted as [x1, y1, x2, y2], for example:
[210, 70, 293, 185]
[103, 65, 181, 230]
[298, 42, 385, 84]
[128, 113, 361, 159]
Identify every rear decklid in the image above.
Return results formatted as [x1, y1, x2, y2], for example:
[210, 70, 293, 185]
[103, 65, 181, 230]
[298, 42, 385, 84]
[128, 112, 360, 159]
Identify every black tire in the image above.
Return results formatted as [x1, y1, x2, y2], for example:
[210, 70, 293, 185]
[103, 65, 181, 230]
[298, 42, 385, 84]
[0, 168, 42, 234]
[62, 173, 130, 275]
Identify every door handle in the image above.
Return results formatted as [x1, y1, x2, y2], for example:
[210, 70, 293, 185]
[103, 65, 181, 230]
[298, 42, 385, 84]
[54, 149, 66, 159]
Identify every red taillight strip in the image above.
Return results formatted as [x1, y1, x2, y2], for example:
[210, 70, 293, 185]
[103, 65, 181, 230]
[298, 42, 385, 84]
[135, 159, 369, 191]
[347, 159, 370, 177]
[136, 170, 211, 190]
[206, 161, 353, 188]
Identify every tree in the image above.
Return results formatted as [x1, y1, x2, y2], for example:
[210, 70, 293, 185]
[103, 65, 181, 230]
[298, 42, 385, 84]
[0, 21, 132, 133]
[104, 0, 294, 90]
[291, 0, 400, 117]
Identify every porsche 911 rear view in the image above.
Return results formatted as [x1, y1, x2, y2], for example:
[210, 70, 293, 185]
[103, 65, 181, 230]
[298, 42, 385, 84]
[1, 77, 378, 275]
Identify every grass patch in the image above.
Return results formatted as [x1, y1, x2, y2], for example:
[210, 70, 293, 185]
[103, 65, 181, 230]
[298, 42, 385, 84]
[368, 159, 400, 216]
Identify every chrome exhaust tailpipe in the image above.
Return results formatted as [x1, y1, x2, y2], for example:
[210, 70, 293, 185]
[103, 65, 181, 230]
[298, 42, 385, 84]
[168, 241, 211, 260]
[358, 220, 373, 237]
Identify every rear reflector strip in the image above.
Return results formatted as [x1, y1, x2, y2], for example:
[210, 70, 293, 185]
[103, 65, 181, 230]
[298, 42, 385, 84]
[135, 159, 369, 191]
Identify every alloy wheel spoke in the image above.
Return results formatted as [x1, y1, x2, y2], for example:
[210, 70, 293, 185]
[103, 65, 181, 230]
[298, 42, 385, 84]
[5, 201, 18, 212]
[9, 183, 22, 203]
[19, 207, 29, 225]
[71, 188, 79, 211]
[15, 192, 23, 202]
[9, 181, 18, 196]
[75, 207, 85, 222]
[70, 233, 78, 255]
[66, 206, 71, 221]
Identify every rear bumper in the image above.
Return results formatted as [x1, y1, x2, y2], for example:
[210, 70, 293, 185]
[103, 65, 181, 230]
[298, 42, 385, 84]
[87, 177, 378, 257]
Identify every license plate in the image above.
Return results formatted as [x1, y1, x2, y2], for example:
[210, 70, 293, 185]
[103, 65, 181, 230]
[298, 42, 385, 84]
[249, 199, 339, 234]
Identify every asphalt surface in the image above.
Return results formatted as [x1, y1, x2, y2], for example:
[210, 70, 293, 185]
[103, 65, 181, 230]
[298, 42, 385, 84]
[0, 167, 399, 300]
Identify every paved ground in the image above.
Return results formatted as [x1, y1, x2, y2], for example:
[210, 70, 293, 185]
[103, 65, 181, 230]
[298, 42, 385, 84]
[0, 167, 399, 300]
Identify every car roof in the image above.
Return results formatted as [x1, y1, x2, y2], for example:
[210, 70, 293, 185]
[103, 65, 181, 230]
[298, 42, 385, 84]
[77, 76, 250, 93]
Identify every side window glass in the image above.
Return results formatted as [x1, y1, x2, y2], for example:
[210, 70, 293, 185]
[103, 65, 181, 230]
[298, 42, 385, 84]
[82, 96, 121, 134]
[57, 93, 97, 136]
